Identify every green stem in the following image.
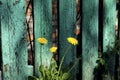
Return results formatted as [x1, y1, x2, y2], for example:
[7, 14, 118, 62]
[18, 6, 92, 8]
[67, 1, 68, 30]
[68, 58, 80, 73]
[58, 45, 71, 75]
[40, 44, 42, 65]
[40, 44, 44, 78]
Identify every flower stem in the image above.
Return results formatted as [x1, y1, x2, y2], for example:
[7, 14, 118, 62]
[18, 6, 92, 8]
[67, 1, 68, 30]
[58, 45, 71, 75]
[68, 58, 80, 73]
[40, 44, 42, 65]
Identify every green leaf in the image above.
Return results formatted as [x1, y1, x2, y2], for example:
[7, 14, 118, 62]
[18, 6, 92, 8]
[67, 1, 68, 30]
[39, 77, 43, 80]
[97, 58, 105, 65]
[39, 65, 45, 78]
[45, 69, 51, 78]
[50, 58, 58, 68]
[39, 65, 44, 72]
[62, 73, 70, 80]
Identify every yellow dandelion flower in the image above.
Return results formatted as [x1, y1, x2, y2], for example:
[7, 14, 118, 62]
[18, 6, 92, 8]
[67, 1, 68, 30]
[50, 47, 58, 53]
[67, 37, 78, 45]
[37, 38, 48, 44]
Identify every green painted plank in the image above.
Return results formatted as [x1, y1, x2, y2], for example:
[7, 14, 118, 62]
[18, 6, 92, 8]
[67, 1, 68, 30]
[118, 2, 120, 80]
[82, 0, 98, 80]
[119, 2, 120, 39]
[33, 0, 52, 77]
[0, 0, 2, 73]
[103, 0, 116, 79]
[27, 65, 33, 76]
[1, 0, 29, 80]
[103, 0, 116, 52]
[0, 4, 1, 79]
[59, 0, 77, 79]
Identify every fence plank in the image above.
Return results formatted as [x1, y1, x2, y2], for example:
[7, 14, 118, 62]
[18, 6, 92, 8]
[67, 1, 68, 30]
[0, 3, 2, 80]
[103, 0, 116, 52]
[33, 0, 52, 77]
[103, 0, 116, 79]
[82, 0, 98, 80]
[117, 1, 120, 80]
[1, 0, 28, 80]
[59, 0, 77, 79]
[0, 0, 2, 74]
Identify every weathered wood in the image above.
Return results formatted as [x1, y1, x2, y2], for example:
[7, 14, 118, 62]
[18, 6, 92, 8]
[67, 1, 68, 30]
[0, 71, 2, 80]
[118, 2, 120, 39]
[103, 0, 116, 52]
[59, 0, 77, 79]
[0, 2, 1, 80]
[117, 1, 120, 80]
[82, 0, 98, 80]
[33, 0, 53, 77]
[0, 0, 2, 72]
[27, 65, 33, 76]
[103, 0, 116, 79]
[1, 0, 29, 80]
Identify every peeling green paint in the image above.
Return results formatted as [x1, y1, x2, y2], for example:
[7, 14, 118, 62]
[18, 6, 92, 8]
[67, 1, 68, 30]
[59, 0, 77, 79]
[82, 0, 98, 80]
[103, 0, 116, 79]
[33, 0, 53, 77]
[1, 0, 31, 80]
[103, 0, 116, 52]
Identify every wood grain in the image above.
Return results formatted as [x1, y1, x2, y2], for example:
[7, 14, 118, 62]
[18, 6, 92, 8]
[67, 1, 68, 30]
[82, 0, 98, 80]
[33, 0, 53, 77]
[103, 0, 116, 79]
[59, 0, 77, 79]
[1, 0, 31, 80]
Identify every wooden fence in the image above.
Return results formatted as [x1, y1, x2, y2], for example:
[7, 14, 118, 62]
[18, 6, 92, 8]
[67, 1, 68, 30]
[0, 0, 120, 80]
